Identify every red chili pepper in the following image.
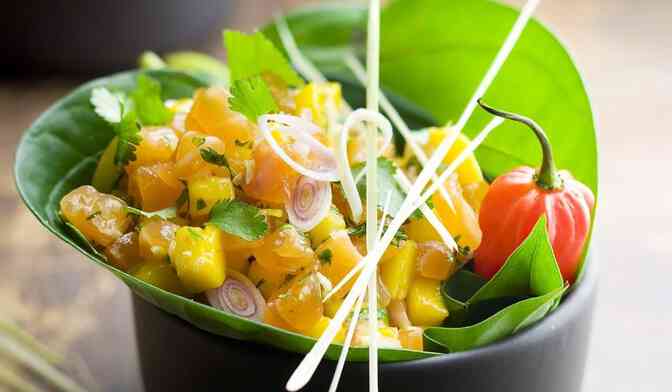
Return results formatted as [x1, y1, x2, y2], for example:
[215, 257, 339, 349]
[474, 100, 595, 283]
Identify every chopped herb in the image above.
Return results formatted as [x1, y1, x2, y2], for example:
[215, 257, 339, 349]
[187, 228, 204, 241]
[176, 185, 189, 211]
[255, 279, 266, 289]
[318, 249, 333, 265]
[200, 147, 233, 175]
[351, 158, 406, 212]
[91, 87, 122, 123]
[228, 76, 279, 122]
[348, 222, 407, 246]
[86, 211, 101, 220]
[283, 274, 296, 286]
[196, 198, 207, 210]
[207, 200, 269, 241]
[223, 30, 303, 87]
[192, 136, 206, 147]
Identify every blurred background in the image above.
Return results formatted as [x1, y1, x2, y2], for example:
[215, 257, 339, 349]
[1, 0, 670, 390]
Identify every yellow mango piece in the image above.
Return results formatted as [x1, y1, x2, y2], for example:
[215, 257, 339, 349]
[309, 207, 346, 247]
[432, 174, 481, 251]
[127, 162, 184, 212]
[273, 272, 323, 331]
[315, 230, 362, 299]
[169, 225, 226, 293]
[405, 213, 443, 243]
[426, 127, 484, 185]
[462, 180, 489, 213]
[138, 218, 179, 263]
[132, 261, 188, 296]
[399, 326, 424, 351]
[380, 240, 418, 300]
[294, 82, 342, 129]
[407, 277, 449, 326]
[188, 176, 234, 219]
[416, 241, 458, 281]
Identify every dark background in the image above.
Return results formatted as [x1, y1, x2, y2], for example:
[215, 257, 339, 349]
[1, 0, 670, 390]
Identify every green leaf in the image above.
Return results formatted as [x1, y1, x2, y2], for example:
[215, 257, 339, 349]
[130, 73, 174, 126]
[351, 158, 406, 213]
[229, 76, 279, 122]
[126, 206, 177, 220]
[90, 87, 122, 123]
[113, 97, 141, 166]
[426, 217, 565, 351]
[441, 269, 487, 320]
[425, 286, 565, 352]
[224, 30, 304, 86]
[207, 200, 269, 241]
[139, 51, 230, 87]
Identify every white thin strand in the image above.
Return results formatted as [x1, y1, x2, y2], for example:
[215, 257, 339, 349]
[274, 15, 326, 83]
[377, 191, 393, 241]
[288, 2, 540, 389]
[327, 288, 366, 392]
[344, 54, 457, 213]
[365, 1, 381, 390]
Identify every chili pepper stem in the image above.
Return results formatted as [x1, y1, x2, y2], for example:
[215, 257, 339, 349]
[477, 99, 562, 190]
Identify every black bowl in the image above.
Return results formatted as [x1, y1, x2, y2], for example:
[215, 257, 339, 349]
[134, 254, 597, 392]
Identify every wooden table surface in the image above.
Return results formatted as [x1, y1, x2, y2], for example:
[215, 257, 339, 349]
[1, 0, 670, 390]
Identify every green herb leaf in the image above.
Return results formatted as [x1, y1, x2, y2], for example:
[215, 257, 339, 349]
[229, 76, 279, 122]
[427, 216, 566, 352]
[90, 87, 122, 124]
[126, 206, 177, 220]
[199, 147, 233, 175]
[196, 199, 207, 211]
[114, 97, 142, 166]
[224, 30, 303, 86]
[318, 249, 332, 265]
[130, 74, 174, 126]
[208, 200, 269, 241]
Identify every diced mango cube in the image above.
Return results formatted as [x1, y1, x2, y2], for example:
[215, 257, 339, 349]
[432, 174, 481, 251]
[104, 232, 141, 271]
[302, 316, 345, 344]
[128, 162, 184, 212]
[406, 214, 443, 243]
[315, 230, 362, 299]
[294, 82, 342, 129]
[273, 272, 323, 331]
[407, 277, 449, 327]
[132, 260, 188, 296]
[188, 176, 234, 219]
[169, 225, 226, 293]
[309, 207, 346, 247]
[380, 240, 418, 300]
[416, 241, 458, 280]
[248, 260, 287, 299]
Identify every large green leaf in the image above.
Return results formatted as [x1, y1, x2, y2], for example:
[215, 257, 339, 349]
[427, 217, 566, 352]
[14, 69, 435, 363]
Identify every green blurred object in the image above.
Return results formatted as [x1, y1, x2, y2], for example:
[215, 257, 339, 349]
[140, 51, 230, 87]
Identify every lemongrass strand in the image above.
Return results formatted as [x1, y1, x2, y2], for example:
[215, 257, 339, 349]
[328, 286, 367, 392]
[366, 0, 381, 381]
[394, 171, 458, 251]
[0, 335, 86, 392]
[0, 317, 63, 365]
[274, 15, 327, 83]
[344, 54, 457, 213]
[453, 0, 541, 131]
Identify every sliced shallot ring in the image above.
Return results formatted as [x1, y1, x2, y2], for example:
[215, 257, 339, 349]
[337, 108, 393, 222]
[258, 114, 339, 182]
[206, 270, 266, 321]
[286, 175, 332, 232]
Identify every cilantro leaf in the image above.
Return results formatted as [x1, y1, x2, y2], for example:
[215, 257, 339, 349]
[130, 74, 173, 126]
[114, 97, 142, 166]
[229, 76, 279, 122]
[351, 158, 407, 212]
[208, 200, 269, 241]
[223, 30, 303, 86]
[199, 147, 233, 175]
[126, 206, 177, 220]
[91, 87, 122, 123]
